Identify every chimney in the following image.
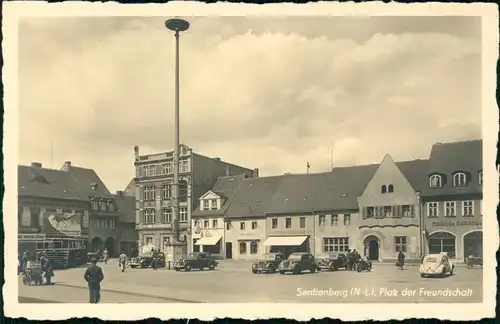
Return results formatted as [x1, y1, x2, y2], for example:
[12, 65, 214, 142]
[134, 145, 139, 158]
[117, 190, 124, 197]
[31, 162, 42, 168]
[90, 183, 98, 191]
[253, 168, 259, 178]
[214, 157, 221, 161]
[63, 161, 71, 171]
[225, 165, 230, 176]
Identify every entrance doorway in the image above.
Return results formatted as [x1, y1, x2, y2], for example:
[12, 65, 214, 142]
[90, 237, 103, 252]
[363, 235, 380, 261]
[104, 237, 115, 257]
[463, 231, 483, 258]
[225, 242, 232, 259]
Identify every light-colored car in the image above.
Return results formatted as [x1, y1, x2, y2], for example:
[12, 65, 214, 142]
[419, 253, 455, 278]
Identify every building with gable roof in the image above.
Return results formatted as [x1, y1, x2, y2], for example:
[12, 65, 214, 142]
[421, 139, 483, 262]
[132, 144, 256, 261]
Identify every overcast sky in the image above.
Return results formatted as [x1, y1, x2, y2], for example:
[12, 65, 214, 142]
[18, 16, 482, 192]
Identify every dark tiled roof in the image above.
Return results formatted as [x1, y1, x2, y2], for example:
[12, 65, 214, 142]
[112, 192, 136, 223]
[422, 139, 483, 197]
[18, 165, 89, 201]
[123, 178, 135, 196]
[225, 176, 283, 218]
[192, 174, 247, 217]
[395, 159, 429, 191]
[66, 166, 114, 199]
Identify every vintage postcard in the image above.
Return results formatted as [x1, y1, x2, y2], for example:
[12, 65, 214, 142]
[2, 1, 498, 321]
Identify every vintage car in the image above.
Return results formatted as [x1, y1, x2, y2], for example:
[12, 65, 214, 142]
[316, 252, 348, 271]
[129, 251, 166, 269]
[252, 253, 285, 274]
[419, 253, 455, 277]
[278, 252, 320, 275]
[173, 252, 218, 271]
[466, 255, 483, 268]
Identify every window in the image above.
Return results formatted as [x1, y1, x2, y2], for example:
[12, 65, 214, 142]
[240, 222, 245, 230]
[366, 207, 374, 218]
[99, 201, 106, 210]
[428, 202, 438, 217]
[204, 220, 209, 228]
[179, 207, 188, 222]
[145, 237, 153, 246]
[285, 218, 292, 229]
[143, 166, 150, 177]
[271, 218, 278, 229]
[239, 242, 247, 254]
[323, 237, 349, 252]
[150, 165, 156, 177]
[445, 202, 456, 217]
[144, 209, 156, 223]
[203, 200, 209, 210]
[212, 219, 218, 228]
[381, 185, 387, 193]
[428, 232, 456, 258]
[162, 184, 171, 199]
[180, 160, 189, 173]
[395, 236, 407, 252]
[226, 221, 232, 230]
[384, 206, 392, 217]
[462, 201, 474, 216]
[453, 172, 467, 187]
[319, 215, 326, 226]
[210, 199, 218, 210]
[331, 214, 338, 226]
[91, 201, 98, 210]
[299, 217, 306, 228]
[107, 201, 114, 211]
[388, 185, 394, 193]
[194, 220, 199, 228]
[162, 163, 172, 175]
[163, 236, 170, 246]
[478, 172, 483, 186]
[402, 205, 411, 217]
[250, 241, 258, 254]
[161, 208, 171, 223]
[179, 180, 188, 202]
[344, 214, 351, 225]
[143, 186, 156, 200]
[429, 174, 442, 188]
[251, 221, 258, 230]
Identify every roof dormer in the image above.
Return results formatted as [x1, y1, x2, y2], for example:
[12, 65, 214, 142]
[429, 173, 445, 188]
[452, 171, 469, 187]
[199, 190, 222, 211]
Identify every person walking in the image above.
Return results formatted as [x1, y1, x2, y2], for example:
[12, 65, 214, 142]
[41, 251, 55, 285]
[119, 251, 127, 272]
[84, 257, 104, 303]
[397, 250, 405, 270]
[103, 248, 109, 264]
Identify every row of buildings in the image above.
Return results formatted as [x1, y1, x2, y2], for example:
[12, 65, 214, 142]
[18, 161, 137, 258]
[133, 139, 483, 263]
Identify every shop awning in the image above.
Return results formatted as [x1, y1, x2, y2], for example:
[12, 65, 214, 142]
[263, 236, 308, 246]
[195, 236, 222, 246]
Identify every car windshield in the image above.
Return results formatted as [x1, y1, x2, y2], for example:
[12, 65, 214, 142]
[186, 253, 198, 260]
[287, 254, 303, 261]
[263, 254, 276, 260]
[424, 257, 438, 263]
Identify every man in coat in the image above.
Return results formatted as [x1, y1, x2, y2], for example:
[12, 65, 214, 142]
[397, 250, 406, 270]
[84, 257, 105, 303]
[41, 251, 55, 285]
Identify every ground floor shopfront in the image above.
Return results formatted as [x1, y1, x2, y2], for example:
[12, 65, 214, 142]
[424, 224, 482, 262]
[193, 229, 224, 259]
[137, 229, 189, 262]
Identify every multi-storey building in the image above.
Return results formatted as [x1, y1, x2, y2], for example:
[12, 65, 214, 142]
[357, 156, 428, 262]
[133, 144, 255, 261]
[112, 190, 138, 256]
[421, 140, 482, 262]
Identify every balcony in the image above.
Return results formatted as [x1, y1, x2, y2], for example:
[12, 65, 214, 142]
[359, 215, 418, 228]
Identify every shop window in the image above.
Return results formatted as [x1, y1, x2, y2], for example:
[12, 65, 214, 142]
[250, 241, 258, 254]
[239, 242, 247, 254]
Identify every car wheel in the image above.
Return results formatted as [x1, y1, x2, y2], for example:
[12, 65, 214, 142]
[252, 269, 258, 274]
[329, 263, 337, 271]
[209, 263, 215, 270]
[310, 267, 316, 273]
[441, 268, 446, 277]
[268, 265, 275, 273]
[200, 267, 204, 271]
[450, 266, 454, 275]
[420, 274, 425, 278]
[293, 268, 301, 275]
[175, 268, 180, 272]
[185, 264, 192, 271]
[279, 270, 285, 275]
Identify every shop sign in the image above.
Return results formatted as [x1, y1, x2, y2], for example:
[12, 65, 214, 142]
[431, 220, 482, 227]
[18, 234, 46, 241]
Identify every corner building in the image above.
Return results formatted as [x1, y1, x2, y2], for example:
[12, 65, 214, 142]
[133, 144, 255, 261]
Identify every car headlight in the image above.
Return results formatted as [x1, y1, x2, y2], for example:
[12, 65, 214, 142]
[252, 263, 257, 268]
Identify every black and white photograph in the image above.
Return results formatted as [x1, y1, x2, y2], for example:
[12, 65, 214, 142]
[3, 1, 498, 321]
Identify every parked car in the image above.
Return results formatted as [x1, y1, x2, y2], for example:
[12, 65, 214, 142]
[173, 252, 218, 271]
[252, 253, 285, 274]
[466, 255, 483, 268]
[278, 252, 319, 275]
[129, 251, 166, 269]
[316, 252, 348, 271]
[420, 253, 455, 278]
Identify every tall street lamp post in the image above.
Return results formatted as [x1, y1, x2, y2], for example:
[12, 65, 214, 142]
[165, 18, 190, 250]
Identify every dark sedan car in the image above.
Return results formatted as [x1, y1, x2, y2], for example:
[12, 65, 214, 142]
[173, 252, 218, 271]
[252, 253, 285, 274]
[278, 252, 319, 275]
[316, 252, 348, 271]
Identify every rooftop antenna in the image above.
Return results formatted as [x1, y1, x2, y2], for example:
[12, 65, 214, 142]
[306, 162, 310, 174]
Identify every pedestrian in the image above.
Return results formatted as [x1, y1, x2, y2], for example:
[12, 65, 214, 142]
[84, 257, 104, 304]
[152, 254, 158, 270]
[21, 251, 29, 274]
[351, 250, 358, 271]
[103, 248, 109, 264]
[397, 250, 405, 270]
[345, 249, 352, 271]
[119, 251, 127, 272]
[41, 251, 55, 285]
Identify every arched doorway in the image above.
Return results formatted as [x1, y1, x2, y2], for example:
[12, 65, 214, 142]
[428, 231, 456, 258]
[463, 231, 482, 258]
[104, 237, 115, 257]
[363, 235, 380, 261]
[225, 242, 232, 259]
[91, 237, 103, 252]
